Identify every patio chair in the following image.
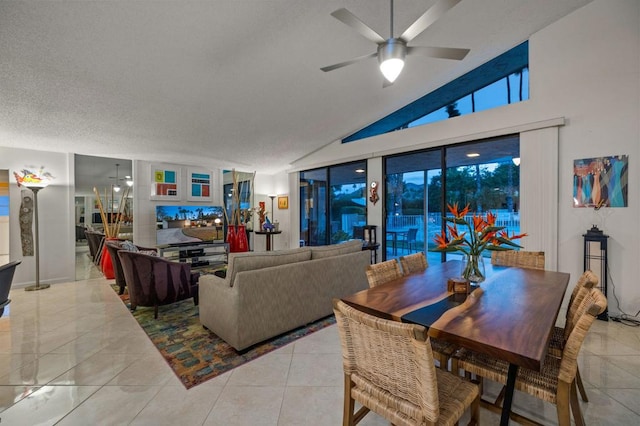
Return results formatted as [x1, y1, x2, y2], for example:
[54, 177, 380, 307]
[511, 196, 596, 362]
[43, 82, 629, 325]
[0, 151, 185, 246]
[397, 228, 418, 254]
[0, 261, 21, 318]
[333, 299, 480, 425]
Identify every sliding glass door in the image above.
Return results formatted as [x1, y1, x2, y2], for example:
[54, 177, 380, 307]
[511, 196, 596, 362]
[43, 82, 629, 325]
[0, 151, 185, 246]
[383, 135, 520, 264]
[443, 137, 520, 261]
[385, 150, 442, 264]
[300, 161, 367, 246]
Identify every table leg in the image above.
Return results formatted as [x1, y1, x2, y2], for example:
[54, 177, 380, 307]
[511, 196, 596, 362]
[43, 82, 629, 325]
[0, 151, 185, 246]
[266, 234, 272, 251]
[501, 363, 518, 426]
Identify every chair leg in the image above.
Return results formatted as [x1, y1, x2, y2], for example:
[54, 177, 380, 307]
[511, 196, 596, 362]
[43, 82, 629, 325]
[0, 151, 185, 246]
[154, 305, 159, 319]
[343, 374, 355, 426]
[570, 380, 585, 426]
[469, 393, 480, 426]
[118, 285, 125, 295]
[576, 366, 589, 402]
[556, 382, 572, 426]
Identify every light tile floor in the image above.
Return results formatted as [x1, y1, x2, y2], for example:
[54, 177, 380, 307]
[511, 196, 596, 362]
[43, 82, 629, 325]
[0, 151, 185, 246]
[0, 251, 638, 425]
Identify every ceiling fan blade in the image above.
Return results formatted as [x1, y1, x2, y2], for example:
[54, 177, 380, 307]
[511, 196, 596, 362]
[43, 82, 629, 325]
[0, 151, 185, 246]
[400, 0, 462, 43]
[407, 46, 470, 60]
[321, 52, 377, 72]
[331, 8, 386, 44]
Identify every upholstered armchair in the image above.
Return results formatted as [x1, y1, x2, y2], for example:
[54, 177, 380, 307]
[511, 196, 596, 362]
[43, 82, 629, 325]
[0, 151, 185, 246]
[84, 230, 105, 263]
[118, 250, 199, 318]
[0, 261, 21, 318]
[105, 241, 157, 295]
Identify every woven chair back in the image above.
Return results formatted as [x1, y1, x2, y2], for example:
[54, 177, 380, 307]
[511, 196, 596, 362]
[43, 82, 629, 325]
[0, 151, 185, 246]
[333, 299, 440, 423]
[558, 288, 607, 384]
[491, 250, 545, 270]
[365, 259, 402, 288]
[564, 270, 598, 340]
[399, 252, 428, 276]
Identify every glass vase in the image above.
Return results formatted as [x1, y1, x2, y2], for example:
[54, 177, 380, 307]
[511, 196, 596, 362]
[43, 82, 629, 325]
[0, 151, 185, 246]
[461, 254, 486, 283]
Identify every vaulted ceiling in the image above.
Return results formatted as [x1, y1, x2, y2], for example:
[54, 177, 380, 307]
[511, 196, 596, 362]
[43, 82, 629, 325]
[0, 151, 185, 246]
[0, 1, 592, 175]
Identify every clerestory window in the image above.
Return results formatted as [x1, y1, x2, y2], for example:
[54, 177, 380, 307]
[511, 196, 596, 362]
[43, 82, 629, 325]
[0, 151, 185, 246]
[343, 41, 529, 143]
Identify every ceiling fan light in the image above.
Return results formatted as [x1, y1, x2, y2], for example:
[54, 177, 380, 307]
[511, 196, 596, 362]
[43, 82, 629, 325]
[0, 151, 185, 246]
[378, 39, 406, 83]
[380, 58, 404, 82]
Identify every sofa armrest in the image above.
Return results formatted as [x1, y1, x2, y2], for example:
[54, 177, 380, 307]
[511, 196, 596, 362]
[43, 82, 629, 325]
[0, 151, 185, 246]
[198, 275, 240, 344]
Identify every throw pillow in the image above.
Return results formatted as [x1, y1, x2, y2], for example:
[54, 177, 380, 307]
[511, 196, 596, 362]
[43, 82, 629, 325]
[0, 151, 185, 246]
[120, 240, 139, 252]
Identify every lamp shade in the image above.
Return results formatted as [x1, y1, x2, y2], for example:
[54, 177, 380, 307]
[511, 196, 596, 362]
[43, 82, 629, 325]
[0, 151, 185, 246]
[13, 167, 54, 188]
[378, 39, 406, 83]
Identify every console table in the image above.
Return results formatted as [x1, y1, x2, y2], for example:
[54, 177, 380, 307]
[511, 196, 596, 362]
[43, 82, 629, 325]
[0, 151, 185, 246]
[255, 231, 281, 251]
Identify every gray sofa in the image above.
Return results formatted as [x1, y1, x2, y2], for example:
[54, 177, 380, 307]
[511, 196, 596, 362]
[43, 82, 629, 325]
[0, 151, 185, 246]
[198, 240, 370, 350]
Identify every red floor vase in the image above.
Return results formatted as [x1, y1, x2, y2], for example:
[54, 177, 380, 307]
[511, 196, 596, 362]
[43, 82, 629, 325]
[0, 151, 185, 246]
[227, 225, 238, 253]
[236, 225, 249, 252]
[100, 237, 118, 279]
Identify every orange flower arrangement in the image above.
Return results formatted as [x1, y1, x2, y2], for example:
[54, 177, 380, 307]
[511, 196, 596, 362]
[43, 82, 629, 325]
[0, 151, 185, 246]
[432, 203, 527, 281]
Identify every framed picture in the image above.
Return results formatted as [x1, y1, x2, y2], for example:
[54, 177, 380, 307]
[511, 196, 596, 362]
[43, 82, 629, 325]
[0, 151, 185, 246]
[278, 195, 289, 209]
[573, 155, 628, 208]
[187, 168, 213, 202]
[150, 165, 181, 200]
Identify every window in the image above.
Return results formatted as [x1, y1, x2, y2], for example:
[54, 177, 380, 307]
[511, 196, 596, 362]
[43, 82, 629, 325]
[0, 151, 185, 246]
[300, 161, 367, 246]
[344, 42, 529, 143]
[383, 135, 520, 264]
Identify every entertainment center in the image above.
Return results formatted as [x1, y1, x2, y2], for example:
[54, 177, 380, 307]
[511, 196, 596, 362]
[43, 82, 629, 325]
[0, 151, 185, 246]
[157, 241, 228, 269]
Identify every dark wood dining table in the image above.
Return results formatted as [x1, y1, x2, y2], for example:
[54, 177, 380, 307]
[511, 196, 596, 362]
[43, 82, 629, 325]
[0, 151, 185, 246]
[341, 260, 570, 426]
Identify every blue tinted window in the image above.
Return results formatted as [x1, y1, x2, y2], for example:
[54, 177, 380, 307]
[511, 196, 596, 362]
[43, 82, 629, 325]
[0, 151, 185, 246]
[343, 42, 529, 143]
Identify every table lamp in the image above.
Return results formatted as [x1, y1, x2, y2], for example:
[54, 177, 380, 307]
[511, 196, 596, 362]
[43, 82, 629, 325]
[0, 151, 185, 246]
[13, 167, 55, 291]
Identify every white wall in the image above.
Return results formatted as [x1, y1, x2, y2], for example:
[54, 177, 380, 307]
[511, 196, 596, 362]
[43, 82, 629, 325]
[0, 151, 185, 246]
[289, 0, 640, 315]
[0, 148, 75, 287]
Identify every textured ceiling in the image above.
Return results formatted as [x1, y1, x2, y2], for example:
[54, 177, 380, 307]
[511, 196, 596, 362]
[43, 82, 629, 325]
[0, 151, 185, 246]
[0, 0, 592, 175]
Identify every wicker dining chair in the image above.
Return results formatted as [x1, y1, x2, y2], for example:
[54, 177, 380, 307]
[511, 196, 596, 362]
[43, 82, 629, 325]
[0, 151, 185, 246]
[453, 288, 607, 426]
[490, 250, 545, 270]
[399, 252, 428, 276]
[366, 257, 455, 371]
[548, 270, 598, 402]
[365, 259, 402, 288]
[333, 299, 480, 426]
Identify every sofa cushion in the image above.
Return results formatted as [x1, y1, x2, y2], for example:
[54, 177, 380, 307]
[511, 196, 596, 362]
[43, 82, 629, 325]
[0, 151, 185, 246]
[228, 247, 312, 287]
[310, 239, 363, 259]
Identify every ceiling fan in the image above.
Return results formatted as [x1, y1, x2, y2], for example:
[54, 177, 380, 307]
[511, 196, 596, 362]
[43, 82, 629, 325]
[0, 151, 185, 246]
[321, 0, 470, 85]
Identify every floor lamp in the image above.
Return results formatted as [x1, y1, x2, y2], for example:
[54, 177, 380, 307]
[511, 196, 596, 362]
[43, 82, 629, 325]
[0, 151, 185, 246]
[14, 168, 54, 291]
[268, 195, 276, 222]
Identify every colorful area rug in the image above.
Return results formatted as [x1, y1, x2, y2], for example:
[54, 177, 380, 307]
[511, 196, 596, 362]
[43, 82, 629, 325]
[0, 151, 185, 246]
[112, 286, 335, 389]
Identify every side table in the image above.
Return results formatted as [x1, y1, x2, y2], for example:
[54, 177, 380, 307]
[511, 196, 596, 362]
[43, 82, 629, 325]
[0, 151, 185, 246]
[255, 231, 282, 251]
[362, 242, 380, 264]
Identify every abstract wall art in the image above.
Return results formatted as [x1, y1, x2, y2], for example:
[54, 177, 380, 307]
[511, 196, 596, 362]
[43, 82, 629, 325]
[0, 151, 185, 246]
[187, 168, 213, 202]
[573, 155, 628, 208]
[151, 165, 181, 200]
